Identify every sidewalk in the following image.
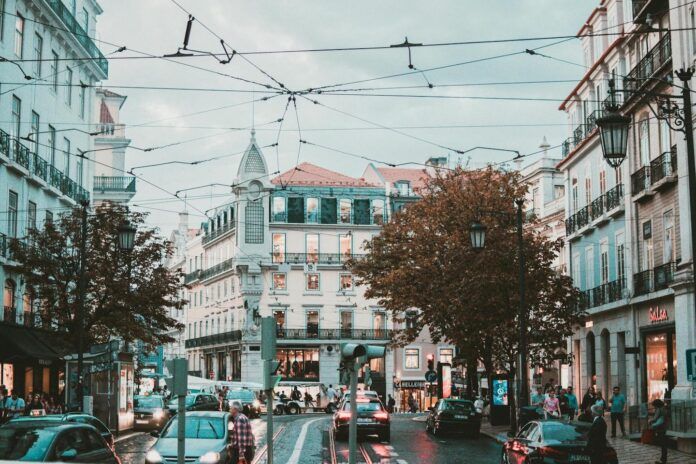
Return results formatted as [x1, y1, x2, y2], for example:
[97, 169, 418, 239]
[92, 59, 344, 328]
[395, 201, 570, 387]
[479, 420, 696, 464]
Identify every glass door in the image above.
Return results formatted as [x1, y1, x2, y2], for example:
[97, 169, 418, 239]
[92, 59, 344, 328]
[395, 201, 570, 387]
[643, 329, 676, 402]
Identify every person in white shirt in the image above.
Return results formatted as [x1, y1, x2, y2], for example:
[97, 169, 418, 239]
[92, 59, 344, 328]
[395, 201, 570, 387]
[326, 384, 337, 404]
[5, 391, 26, 418]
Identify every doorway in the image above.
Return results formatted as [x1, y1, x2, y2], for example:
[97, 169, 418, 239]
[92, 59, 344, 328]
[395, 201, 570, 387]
[642, 327, 676, 402]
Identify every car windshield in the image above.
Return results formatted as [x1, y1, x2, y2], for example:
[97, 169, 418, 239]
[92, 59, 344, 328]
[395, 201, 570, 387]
[169, 396, 196, 407]
[135, 397, 164, 408]
[161, 416, 224, 439]
[442, 401, 473, 412]
[342, 401, 383, 412]
[226, 390, 255, 401]
[542, 423, 590, 444]
[0, 425, 58, 461]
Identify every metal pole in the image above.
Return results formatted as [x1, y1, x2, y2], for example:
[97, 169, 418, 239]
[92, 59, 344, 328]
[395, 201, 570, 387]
[516, 199, 528, 414]
[76, 199, 89, 412]
[266, 386, 274, 464]
[177, 395, 185, 464]
[348, 359, 359, 464]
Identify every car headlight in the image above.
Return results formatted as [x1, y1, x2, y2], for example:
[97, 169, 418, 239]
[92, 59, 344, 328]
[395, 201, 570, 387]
[145, 449, 163, 463]
[153, 409, 164, 420]
[253, 400, 260, 408]
[199, 451, 221, 464]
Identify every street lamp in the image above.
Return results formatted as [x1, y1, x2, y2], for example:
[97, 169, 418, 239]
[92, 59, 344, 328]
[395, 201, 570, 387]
[596, 82, 631, 169]
[117, 220, 136, 252]
[468, 221, 487, 251]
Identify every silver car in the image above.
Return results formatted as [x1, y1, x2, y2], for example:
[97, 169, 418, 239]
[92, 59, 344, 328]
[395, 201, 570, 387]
[145, 411, 233, 464]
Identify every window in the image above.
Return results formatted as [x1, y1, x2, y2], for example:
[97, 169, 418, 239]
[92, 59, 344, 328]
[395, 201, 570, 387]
[27, 201, 36, 231]
[340, 310, 352, 337]
[63, 138, 71, 176]
[45, 211, 53, 226]
[306, 234, 319, 263]
[33, 33, 42, 77]
[600, 242, 609, 284]
[30, 111, 39, 155]
[571, 178, 578, 212]
[306, 197, 318, 223]
[275, 348, 319, 381]
[396, 181, 410, 196]
[615, 166, 622, 187]
[8, 190, 18, 237]
[616, 233, 625, 286]
[76, 154, 83, 186]
[660, 119, 671, 155]
[11, 95, 20, 142]
[65, 67, 73, 106]
[373, 311, 386, 337]
[339, 233, 352, 260]
[51, 51, 58, 92]
[339, 273, 354, 292]
[643, 221, 654, 271]
[440, 348, 454, 365]
[245, 201, 264, 243]
[3, 279, 16, 311]
[585, 247, 594, 290]
[639, 118, 650, 166]
[79, 82, 86, 119]
[272, 233, 285, 263]
[599, 170, 606, 195]
[306, 273, 320, 291]
[272, 272, 286, 290]
[664, 210, 674, 263]
[272, 196, 286, 222]
[320, 198, 337, 224]
[372, 199, 385, 224]
[81, 7, 89, 32]
[339, 199, 352, 224]
[287, 197, 305, 223]
[405, 348, 420, 369]
[306, 310, 319, 337]
[554, 185, 564, 199]
[14, 14, 23, 58]
[274, 310, 285, 335]
[354, 199, 371, 225]
[584, 176, 592, 206]
[45, 125, 55, 164]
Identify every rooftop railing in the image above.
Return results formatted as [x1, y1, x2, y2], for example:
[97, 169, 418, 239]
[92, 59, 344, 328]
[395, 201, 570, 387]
[272, 252, 366, 265]
[202, 222, 235, 245]
[93, 176, 136, 193]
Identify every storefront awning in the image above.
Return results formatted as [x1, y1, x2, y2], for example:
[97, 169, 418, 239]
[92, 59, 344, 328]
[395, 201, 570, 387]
[0, 324, 70, 364]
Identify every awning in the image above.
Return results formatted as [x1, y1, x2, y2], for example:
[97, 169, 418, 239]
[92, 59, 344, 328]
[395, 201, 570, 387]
[0, 324, 70, 365]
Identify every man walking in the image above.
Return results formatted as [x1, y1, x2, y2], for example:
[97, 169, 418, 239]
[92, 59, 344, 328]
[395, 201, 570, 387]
[565, 386, 578, 421]
[230, 401, 255, 463]
[585, 404, 607, 464]
[4, 391, 25, 419]
[609, 386, 626, 437]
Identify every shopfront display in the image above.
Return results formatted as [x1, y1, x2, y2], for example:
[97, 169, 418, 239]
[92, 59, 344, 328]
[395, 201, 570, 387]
[638, 299, 676, 402]
[276, 347, 319, 381]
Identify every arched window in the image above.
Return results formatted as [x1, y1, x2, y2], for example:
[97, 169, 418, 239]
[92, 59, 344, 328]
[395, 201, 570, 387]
[3, 279, 16, 311]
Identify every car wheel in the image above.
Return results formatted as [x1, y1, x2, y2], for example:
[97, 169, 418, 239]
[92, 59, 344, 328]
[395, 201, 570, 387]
[288, 404, 300, 415]
[274, 405, 284, 415]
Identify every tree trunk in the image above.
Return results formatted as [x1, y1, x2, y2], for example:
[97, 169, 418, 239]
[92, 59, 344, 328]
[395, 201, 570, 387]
[508, 367, 518, 434]
[466, 357, 478, 399]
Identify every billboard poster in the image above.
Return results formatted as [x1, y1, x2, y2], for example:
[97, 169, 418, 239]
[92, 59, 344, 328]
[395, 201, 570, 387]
[492, 378, 509, 406]
[441, 364, 452, 398]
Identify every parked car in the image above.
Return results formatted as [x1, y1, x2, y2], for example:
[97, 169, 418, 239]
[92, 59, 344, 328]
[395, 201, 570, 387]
[501, 420, 619, 464]
[224, 389, 261, 418]
[0, 420, 121, 463]
[134, 395, 170, 430]
[10, 412, 115, 450]
[425, 399, 481, 437]
[166, 393, 219, 415]
[333, 397, 390, 442]
[145, 411, 233, 464]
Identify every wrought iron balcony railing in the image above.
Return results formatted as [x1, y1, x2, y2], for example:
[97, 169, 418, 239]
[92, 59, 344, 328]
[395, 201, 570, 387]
[202, 222, 235, 245]
[199, 257, 235, 281]
[565, 185, 624, 236]
[184, 330, 243, 348]
[654, 261, 676, 291]
[624, 33, 671, 101]
[631, 165, 651, 195]
[272, 252, 366, 265]
[93, 176, 136, 193]
[184, 270, 201, 285]
[650, 147, 677, 185]
[634, 269, 654, 296]
[275, 328, 392, 340]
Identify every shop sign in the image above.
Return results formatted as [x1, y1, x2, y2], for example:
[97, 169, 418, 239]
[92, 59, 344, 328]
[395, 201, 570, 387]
[37, 359, 52, 366]
[649, 306, 668, 324]
[400, 380, 425, 388]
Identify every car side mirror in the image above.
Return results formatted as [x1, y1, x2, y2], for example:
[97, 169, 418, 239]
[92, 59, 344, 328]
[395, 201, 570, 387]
[150, 430, 160, 438]
[60, 449, 78, 461]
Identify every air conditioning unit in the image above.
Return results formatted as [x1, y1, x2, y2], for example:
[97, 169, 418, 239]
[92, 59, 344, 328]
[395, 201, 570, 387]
[304, 262, 318, 273]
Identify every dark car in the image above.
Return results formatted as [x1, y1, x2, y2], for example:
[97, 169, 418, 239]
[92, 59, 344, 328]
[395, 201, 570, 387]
[166, 393, 219, 415]
[333, 398, 390, 442]
[145, 411, 232, 464]
[501, 420, 619, 464]
[10, 412, 115, 450]
[425, 399, 481, 437]
[134, 396, 170, 431]
[225, 389, 261, 418]
[0, 420, 121, 463]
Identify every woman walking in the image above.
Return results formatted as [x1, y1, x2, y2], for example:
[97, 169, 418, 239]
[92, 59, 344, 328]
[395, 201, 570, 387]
[650, 399, 668, 464]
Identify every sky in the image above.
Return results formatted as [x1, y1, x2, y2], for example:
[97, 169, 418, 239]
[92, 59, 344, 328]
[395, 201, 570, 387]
[96, 0, 595, 233]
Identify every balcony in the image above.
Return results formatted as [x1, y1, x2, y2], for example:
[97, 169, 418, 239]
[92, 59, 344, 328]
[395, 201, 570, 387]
[631, 165, 653, 200]
[0, 234, 26, 262]
[654, 262, 676, 291]
[561, 109, 604, 158]
[632, 0, 668, 23]
[650, 147, 678, 190]
[633, 262, 675, 296]
[276, 328, 393, 341]
[272, 253, 366, 266]
[44, 0, 108, 76]
[185, 330, 243, 348]
[624, 33, 671, 102]
[634, 269, 653, 296]
[93, 176, 136, 193]
[199, 257, 235, 281]
[579, 278, 626, 310]
[94, 123, 125, 138]
[565, 185, 624, 237]
[0, 129, 89, 203]
[184, 270, 201, 285]
[202, 222, 235, 246]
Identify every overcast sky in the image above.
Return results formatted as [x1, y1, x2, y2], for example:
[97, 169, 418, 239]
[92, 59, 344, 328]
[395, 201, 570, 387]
[97, 0, 593, 232]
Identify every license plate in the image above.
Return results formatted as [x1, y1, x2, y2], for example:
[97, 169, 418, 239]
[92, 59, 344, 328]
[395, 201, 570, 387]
[569, 456, 590, 462]
[455, 415, 468, 419]
[136, 420, 149, 424]
[357, 418, 373, 423]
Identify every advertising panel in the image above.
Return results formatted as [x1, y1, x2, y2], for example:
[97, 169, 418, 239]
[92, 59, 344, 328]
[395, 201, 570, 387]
[492, 378, 509, 406]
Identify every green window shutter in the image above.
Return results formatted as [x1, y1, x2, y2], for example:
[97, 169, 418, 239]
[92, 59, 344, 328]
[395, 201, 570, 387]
[287, 197, 305, 223]
[354, 199, 370, 225]
[321, 198, 337, 224]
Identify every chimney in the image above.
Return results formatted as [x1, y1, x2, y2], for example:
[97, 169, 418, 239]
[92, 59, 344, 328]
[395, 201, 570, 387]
[178, 210, 189, 237]
[539, 136, 550, 158]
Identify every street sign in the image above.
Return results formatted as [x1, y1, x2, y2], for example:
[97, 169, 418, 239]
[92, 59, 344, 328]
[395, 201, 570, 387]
[425, 370, 437, 383]
[686, 349, 696, 381]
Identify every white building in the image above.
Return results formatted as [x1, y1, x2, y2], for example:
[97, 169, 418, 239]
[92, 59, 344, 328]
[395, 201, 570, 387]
[0, 0, 108, 397]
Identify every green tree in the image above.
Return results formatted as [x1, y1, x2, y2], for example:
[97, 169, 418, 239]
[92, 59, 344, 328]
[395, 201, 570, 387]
[350, 167, 581, 429]
[9, 203, 185, 350]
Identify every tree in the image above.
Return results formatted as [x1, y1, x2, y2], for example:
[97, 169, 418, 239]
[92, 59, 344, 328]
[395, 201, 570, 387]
[350, 167, 581, 429]
[9, 203, 185, 351]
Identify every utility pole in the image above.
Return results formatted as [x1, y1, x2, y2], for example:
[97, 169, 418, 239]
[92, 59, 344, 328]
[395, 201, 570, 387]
[165, 359, 188, 464]
[76, 199, 89, 411]
[261, 317, 281, 464]
[516, 198, 528, 415]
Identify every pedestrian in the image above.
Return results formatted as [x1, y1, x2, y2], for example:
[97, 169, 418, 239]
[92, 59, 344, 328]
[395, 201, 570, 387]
[25, 394, 44, 415]
[408, 393, 417, 413]
[230, 401, 255, 463]
[609, 386, 626, 438]
[581, 386, 596, 419]
[315, 391, 322, 408]
[565, 386, 578, 420]
[326, 384, 337, 404]
[387, 394, 396, 414]
[585, 404, 608, 464]
[650, 399, 668, 464]
[0, 388, 5, 422]
[5, 391, 25, 419]
[531, 387, 545, 407]
[543, 390, 562, 419]
[46, 396, 62, 414]
[304, 391, 314, 407]
[559, 388, 569, 417]
[594, 391, 606, 411]
[291, 386, 301, 401]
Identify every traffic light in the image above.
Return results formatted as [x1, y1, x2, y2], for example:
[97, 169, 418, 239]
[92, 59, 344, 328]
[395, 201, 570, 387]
[261, 317, 277, 361]
[358, 345, 386, 364]
[427, 353, 435, 372]
[263, 359, 282, 390]
[341, 343, 367, 360]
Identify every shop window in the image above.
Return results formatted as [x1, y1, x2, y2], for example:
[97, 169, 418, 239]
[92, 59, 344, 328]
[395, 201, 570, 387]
[440, 348, 454, 365]
[372, 199, 385, 225]
[272, 273, 286, 291]
[306, 273, 320, 291]
[339, 199, 352, 224]
[272, 233, 285, 263]
[339, 274, 354, 292]
[306, 197, 318, 223]
[276, 348, 319, 381]
[353, 199, 371, 225]
[645, 331, 676, 402]
[405, 348, 420, 369]
[287, 197, 305, 223]
[320, 198, 337, 224]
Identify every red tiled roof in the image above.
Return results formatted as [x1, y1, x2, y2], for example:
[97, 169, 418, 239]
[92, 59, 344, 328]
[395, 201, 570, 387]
[271, 162, 377, 187]
[99, 100, 114, 124]
[376, 167, 429, 190]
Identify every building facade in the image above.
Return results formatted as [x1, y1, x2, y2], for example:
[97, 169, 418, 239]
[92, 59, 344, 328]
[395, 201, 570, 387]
[0, 0, 108, 397]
